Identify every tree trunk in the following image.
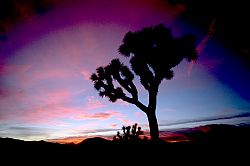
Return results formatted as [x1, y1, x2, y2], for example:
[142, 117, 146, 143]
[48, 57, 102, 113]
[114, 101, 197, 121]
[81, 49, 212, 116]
[146, 111, 159, 141]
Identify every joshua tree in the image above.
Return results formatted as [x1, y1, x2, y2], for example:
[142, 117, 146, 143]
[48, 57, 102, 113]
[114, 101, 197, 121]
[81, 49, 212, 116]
[90, 24, 197, 140]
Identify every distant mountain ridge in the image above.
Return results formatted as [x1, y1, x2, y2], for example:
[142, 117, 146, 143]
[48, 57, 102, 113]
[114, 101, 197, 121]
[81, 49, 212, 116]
[1, 124, 249, 162]
[1, 123, 250, 144]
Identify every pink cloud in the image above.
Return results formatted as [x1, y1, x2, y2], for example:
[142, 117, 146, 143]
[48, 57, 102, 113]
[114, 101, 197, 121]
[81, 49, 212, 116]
[0, 89, 109, 125]
[73, 110, 122, 121]
[40, 89, 70, 104]
[18, 67, 77, 89]
[23, 106, 83, 124]
[77, 113, 112, 120]
[20, 106, 122, 125]
[0, 88, 30, 123]
[0, 88, 24, 98]
[110, 124, 118, 128]
[81, 69, 91, 80]
[0, 88, 77, 124]
[85, 96, 106, 110]
[31, 68, 74, 81]
[0, 63, 32, 75]
[116, 117, 134, 126]
[0, 85, 89, 124]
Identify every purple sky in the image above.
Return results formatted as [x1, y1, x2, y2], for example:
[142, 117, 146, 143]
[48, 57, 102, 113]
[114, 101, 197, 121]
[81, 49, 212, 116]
[0, 0, 249, 142]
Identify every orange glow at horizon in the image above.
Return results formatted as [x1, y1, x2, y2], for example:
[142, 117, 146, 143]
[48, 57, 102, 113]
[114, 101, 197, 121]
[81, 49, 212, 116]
[48, 137, 85, 144]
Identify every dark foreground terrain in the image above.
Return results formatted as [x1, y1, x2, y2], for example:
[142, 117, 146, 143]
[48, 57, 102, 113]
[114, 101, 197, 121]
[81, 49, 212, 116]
[1, 124, 249, 163]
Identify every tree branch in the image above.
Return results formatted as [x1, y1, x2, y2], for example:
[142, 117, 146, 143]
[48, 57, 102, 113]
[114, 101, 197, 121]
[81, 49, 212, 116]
[128, 81, 138, 100]
[120, 95, 147, 113]
[112, 72, 139, 102]
[114, 73, 132, 93]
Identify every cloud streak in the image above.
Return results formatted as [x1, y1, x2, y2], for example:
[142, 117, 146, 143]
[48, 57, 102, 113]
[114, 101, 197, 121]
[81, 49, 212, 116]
[0, 125, 53, 141]
[81, 68, 91, 81]
[79, 113, 112, 120]
[0, 64, 32, 75]
[84, 96, 106, 110]
[159, 112, 250, 127]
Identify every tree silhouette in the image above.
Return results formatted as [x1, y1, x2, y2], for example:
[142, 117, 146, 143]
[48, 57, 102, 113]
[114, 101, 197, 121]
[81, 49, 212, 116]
[113, 123, 144, 142]
[90, 24, 197, 140]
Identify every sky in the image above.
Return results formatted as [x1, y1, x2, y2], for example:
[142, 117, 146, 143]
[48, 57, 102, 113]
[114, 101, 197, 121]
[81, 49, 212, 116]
[0, 0, 249, 143]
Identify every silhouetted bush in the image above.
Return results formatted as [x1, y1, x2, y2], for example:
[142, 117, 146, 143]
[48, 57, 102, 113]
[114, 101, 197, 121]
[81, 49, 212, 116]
[112, 123, 145, 143]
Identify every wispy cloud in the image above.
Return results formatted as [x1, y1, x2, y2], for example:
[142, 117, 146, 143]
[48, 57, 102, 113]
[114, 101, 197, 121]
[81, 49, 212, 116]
[85, 96, 106, 110]
[81, 128, 119, 135]
[110, 124, 118, 128]
[27, 67, 76, 83]
[81, 68, 91, 80]
[116, 117, 134, 126]
[0, 64, 32, 75]
[83, 113, 112, 119]
[0, 88, 24, 99]
[73, 110, 122, 121]
[22, 107, 121, 125]
[0, 125, 53, 141]
[0, 86, 108, 124]
[159, 112, 250, 127]
[35, 89, 71, 104]
[23, 106, 82, 125]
